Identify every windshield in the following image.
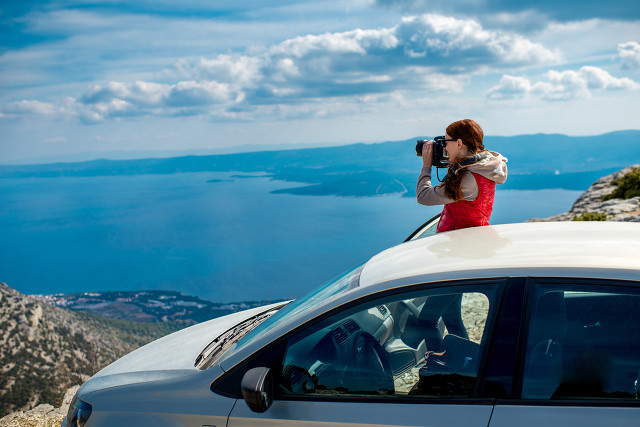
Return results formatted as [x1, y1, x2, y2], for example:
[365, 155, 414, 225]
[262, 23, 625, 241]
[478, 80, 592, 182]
[227, 264, 363, 356]
[194, 306, 282, 369]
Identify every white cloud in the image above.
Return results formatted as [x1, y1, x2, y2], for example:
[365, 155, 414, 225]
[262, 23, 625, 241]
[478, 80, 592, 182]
[618, 41, 640, 70]
[486, 75, 532, 99]
[77, 99, 137, 123]
[488, 66, 640, 101]
[271, 28, 399, 57]
[169, 14, 561, 105]
[166, 81, 231, 106]
[73, 79, 233, 121]
[82, 81, 169, 106]
[2, 100, 57, 116]
[173, 55, 263, 88]
[576, 66, 640, 90]
[0, 14, 567, 123]
[396, 15, 561, 67]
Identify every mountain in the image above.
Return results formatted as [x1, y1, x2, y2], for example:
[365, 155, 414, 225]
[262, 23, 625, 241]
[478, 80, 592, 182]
[0, 282, 186, 418]
[1, 131, 639, 197]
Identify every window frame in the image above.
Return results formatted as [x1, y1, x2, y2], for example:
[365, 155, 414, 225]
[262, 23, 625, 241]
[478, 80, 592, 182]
[479, 276, 527, 399]
[212, 277, 510, 405]
[504, 277, 640, 408]
[404, 213, 441, 242]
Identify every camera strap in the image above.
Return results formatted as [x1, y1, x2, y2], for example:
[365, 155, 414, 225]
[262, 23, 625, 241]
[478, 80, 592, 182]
[440, 151, 490, 183]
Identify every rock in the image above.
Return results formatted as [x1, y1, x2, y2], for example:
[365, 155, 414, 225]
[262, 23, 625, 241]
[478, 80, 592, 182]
[0, 385, 79, 427]
[529, 165, 640, 222]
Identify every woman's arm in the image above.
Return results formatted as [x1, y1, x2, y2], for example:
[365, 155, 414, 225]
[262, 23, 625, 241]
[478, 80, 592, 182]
[417, 168, 479, 206]
[416, 166, 453, 205]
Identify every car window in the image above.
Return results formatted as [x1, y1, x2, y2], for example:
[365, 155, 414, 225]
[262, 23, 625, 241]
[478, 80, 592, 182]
[405, 214, 440, 241]
[274, 283, 501, 399]
[521, 282, 640, 401]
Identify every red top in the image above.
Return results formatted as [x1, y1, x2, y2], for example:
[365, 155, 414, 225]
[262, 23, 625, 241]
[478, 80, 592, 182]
[436, 173, 496, 233]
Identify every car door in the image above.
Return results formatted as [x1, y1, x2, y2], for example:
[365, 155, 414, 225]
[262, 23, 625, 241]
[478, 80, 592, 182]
[227, 280, 506, 427]
[488, 279, 640, 427]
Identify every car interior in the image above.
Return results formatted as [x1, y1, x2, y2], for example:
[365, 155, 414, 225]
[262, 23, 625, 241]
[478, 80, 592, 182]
[522, 287, 640, 400]
[277, 283, 640, 402]
[278, 290, 491, 398]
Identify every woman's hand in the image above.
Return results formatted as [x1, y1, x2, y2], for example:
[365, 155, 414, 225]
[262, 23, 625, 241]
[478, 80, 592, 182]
[421, 139, 434, 168]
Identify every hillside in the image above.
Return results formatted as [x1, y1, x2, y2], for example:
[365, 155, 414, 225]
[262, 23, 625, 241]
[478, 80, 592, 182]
[1, 131, 639, 197]
[0, 283, 186, 418]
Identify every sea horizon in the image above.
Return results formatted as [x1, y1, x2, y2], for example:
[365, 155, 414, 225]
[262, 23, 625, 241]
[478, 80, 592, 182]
[0, 171, 583, 303]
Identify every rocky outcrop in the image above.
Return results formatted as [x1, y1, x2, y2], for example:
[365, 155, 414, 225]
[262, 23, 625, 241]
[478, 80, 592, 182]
[0, 386, 77, 427]
[529, 165, 640, 222]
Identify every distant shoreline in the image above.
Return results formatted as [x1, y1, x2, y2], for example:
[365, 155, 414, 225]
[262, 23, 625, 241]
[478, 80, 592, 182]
[30, 289, 286, 324]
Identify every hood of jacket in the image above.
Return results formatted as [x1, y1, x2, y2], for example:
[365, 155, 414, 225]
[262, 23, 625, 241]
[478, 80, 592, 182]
[466, 150, 508, 185]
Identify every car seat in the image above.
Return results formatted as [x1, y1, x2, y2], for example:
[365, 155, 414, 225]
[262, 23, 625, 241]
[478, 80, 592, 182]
[411, 293, 468, 351]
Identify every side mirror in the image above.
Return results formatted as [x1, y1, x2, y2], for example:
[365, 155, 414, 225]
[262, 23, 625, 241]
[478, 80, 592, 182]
[241, 367, 273, 413]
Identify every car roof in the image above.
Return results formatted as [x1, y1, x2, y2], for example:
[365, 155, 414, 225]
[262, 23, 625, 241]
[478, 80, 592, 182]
[359, 222, 640, 288]
[219, 221, 640, 371]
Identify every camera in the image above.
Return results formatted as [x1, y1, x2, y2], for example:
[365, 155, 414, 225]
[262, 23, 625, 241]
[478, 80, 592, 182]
[416, 136, 450, 167]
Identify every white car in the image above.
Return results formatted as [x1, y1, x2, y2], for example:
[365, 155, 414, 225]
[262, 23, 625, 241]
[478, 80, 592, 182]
[65, 222, 640, 427]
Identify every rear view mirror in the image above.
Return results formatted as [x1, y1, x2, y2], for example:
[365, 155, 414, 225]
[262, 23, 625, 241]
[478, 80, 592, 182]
[241, 367, 273, 413]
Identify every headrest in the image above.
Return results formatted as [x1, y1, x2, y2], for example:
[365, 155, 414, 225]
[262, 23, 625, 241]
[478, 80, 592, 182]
[531, 291, 567, 343]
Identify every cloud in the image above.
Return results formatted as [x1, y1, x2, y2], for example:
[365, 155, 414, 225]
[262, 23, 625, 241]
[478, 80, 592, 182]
[75, 80, 233, 121]
[81, 81, 169, 106]
[487, 66, 640, 101]
[2, 13, 563, 122]
[180, 13, 561, 104]
[395, 15, 560, 67]
[166, 81, 232, 106]
[486, 75, 533, 99]
[1, 100, 57, 116]
[173, 55, 262, 88]
[618, 41, 640, 70]
[270, 28, 399, 57]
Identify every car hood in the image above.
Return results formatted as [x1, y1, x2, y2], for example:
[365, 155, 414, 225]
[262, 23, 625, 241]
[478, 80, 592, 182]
[78, 302, 284, 396]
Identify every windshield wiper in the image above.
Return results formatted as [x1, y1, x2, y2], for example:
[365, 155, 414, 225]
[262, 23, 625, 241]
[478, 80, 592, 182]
[194, 307, 280, 370]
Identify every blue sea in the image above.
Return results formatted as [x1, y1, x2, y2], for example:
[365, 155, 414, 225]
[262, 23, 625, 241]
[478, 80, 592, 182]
[0, 172, 582, 302]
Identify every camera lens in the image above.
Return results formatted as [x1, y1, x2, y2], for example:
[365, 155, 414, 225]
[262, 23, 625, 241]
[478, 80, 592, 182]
[416, 140, 425, 156]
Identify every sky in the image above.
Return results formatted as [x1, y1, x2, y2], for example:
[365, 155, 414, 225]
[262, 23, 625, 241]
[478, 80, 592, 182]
[1, 0, 639, 163]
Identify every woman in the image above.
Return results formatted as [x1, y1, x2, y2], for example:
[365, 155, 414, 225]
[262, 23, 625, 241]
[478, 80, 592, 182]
[417, 119, 507, 342]
[417, 119, 508, 233]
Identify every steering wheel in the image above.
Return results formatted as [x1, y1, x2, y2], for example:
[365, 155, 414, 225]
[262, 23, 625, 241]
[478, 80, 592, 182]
[282, 364, 317, 394]
[348, 331, 395, 394]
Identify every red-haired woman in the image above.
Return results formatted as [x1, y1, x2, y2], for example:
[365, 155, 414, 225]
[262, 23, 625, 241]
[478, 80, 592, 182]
[416, 119, 508, 341]
[417, 119, 508, 233]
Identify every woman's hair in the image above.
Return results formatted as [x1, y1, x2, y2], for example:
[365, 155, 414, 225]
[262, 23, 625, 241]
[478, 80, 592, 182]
[443, 119, 485, 201]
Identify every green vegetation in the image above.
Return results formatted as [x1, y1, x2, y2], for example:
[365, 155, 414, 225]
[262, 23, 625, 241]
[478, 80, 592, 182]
[603, 168, 640, 201]
[572, 212, 609, 221]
